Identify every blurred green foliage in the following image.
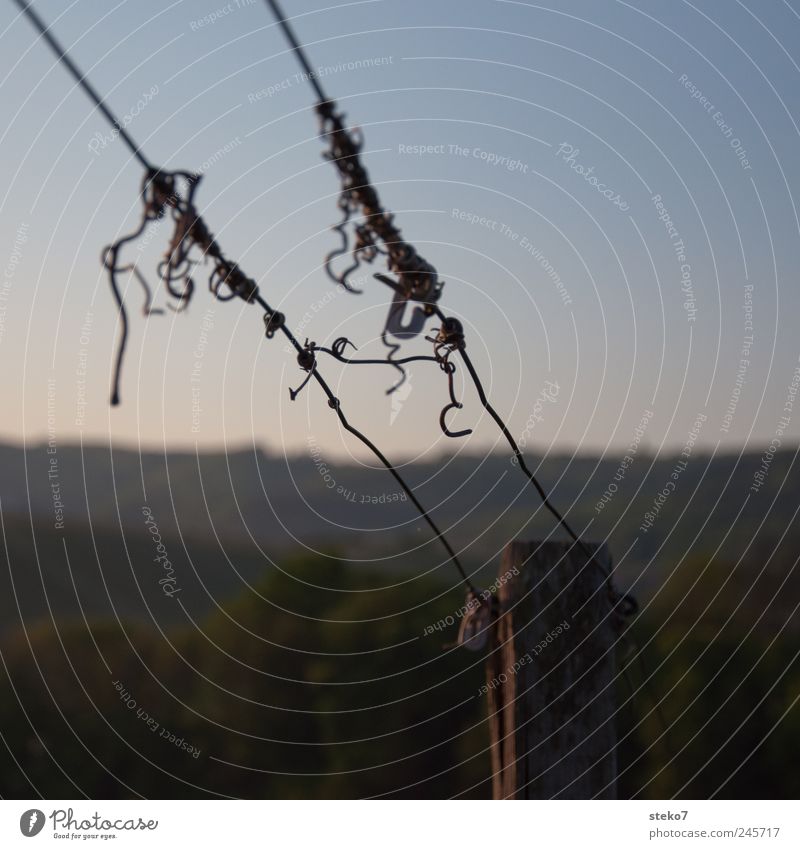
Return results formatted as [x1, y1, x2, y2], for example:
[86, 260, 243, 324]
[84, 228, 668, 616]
[0, 555, 491, 798]
[1, 550, 797, 798]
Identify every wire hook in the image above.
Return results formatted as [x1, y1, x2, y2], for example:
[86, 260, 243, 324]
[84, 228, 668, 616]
[289, 340, 317, 400]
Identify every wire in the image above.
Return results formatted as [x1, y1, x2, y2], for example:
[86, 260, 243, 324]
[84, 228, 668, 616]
[264, 0, 443, 402]
[18, 0, 477, 597]
[267, 306, 477, 594]
[262, 0, 637, 620]
[264, 0, 329, 104]
[266, 0, 637, 615]
[457, 334, 636, 618]
[456, 338, 582, 545]
[315, 339, 438, 368]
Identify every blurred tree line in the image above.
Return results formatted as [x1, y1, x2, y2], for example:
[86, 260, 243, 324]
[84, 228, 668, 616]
[1, 547, 797, 798]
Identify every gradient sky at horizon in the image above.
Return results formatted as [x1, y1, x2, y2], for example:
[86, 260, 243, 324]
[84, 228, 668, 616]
[1, 0, 799, 465]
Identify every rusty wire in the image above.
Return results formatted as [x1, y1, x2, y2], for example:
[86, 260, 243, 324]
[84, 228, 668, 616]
[111, 175, 474, 595]
[263, 0, 638, 625]
[313, 103, 446, 399]
[103, 168, 273, 405]
[264, 0, 444, 396]
[17, 0, 637, 632]
[13, 0, 669, 748]
[102, 169, 172, 405]
[17, 0, 478, 598]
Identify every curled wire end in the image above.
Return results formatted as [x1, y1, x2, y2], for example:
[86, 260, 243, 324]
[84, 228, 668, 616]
[375, 281, 420, 395]
[324, 249, 363, 294]
[324, 197, 363, 294]
[263, 310, 286, 339]
[332, 255, 365, 294]
[107, 280, 126, 408]
[439, 361, 472, 438]
[102, 242, 138, 411]
[429, 328, 472, 439]
[440, 402, 471, 439]
[166, 284, 194, 312]
[289, 375, 314, 401]
[385, 373, 406, 396]
[129, 266, 164, 316]
[102, 167, 190, 408]
[106, 260, 128, 408]
[331, 336, 357, 358]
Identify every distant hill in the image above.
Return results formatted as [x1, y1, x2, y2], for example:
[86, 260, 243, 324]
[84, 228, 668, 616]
[1, 441, 799, 630]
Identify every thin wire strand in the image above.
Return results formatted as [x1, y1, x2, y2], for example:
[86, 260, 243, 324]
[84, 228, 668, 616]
[455, 338, 583, 547]
[262, 0, 625, 595]
[268, 303, 476, 594]
[456, 337, 637, 618]
[18, 0, 476, 597]
[261, 14, 657, 742]
[264, 0, 329, 104]
[315, 340, 438, 368]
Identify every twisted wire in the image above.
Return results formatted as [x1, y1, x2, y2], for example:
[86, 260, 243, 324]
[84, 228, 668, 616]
[17, 0, 477, 597]
[262, 0, 638, 624]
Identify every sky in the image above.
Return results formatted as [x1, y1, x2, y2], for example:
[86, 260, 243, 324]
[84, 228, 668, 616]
[1, 0, 799, 464]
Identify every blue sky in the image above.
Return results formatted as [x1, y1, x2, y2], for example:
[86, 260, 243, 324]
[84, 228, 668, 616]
[1, 0, 799, 463]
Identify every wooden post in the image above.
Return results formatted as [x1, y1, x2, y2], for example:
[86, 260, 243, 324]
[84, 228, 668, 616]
[486, 540, 619, 799]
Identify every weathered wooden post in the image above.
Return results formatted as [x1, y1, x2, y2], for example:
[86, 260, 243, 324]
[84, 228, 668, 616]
[486, 540, 619, 799]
